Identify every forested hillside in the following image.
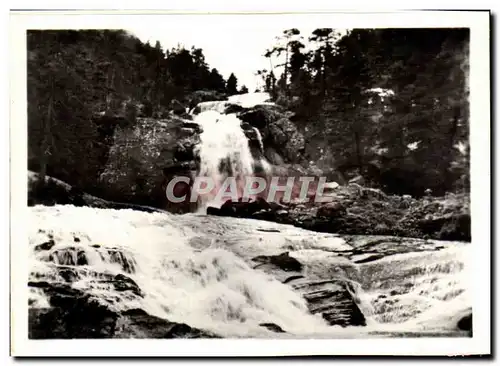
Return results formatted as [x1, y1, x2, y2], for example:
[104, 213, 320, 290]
[258, 28, 469, 196]
[27, 28, 469, 200]
[27, 30, 245, 190]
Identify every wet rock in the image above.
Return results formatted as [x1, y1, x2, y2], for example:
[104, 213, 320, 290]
[259, 323, 285, 333]
[34, 239, 55, 252]
[57, 267, 80, 282]
[253, 252, 303, 272]
[293, 279, 366, 327]
[29, 296, 216, 339]
[225, 103, 245, 114]
[101, 273, 143, 297]
[353, 254, 385, 264]
[76, 250, 88, 265]
[29, 300, 118, 339]
[181, 121, 203, 132]
[218, 197, 272, 218]
[115, 309, 218, 338]
[457, 313, 472, 335]
[256, 228, 281, 233]
[283, 275, 304, 284]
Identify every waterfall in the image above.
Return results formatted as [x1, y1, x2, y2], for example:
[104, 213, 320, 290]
[192, 93, 273, 210]
[29, 205, 471, 338]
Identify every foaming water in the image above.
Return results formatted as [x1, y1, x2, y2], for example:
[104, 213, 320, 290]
[190, 93, 277, 210]
[29, 206, 335, 337]
[29, 206, 471, 338]
[227, 92, 273, 108]
[195, 101, 231, 114]
[193, 110, 255, 209]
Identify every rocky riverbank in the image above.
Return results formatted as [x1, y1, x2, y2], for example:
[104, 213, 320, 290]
[27, 205, 472, 338]
[28, 171, 470, 242]
[207, 184, 470, 242]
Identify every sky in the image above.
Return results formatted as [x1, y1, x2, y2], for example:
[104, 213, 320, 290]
[127, 23, 320, 92]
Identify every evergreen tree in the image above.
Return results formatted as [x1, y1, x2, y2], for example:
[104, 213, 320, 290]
[226, 73, 238, 95]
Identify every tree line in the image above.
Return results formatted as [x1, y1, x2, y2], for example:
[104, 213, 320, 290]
[27, 30, 246, 189]
[27, 28, 469, 199]
[258, 28, 469, 196]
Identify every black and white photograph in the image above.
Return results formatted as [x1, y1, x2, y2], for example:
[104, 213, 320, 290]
[9, 9, 490, 357]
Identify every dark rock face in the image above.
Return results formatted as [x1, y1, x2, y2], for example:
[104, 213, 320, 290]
[251, 252, 366, 328]
[29, 301, 118, 339]
[34, 240, 56, 252]
[294, 280, 366, 327]
[237, 104, 305, 164]
[252, 252, 303, 272]
[29, 303, 216, 339]
[420, 213, 471, 241]
[457, 313, 472, 336]
[98, 116, 200, 211]
[28, 281, 216, 339]
[238, 105, 281, 129]
[224, 103, 245, 114]
[267, 117, 305, 162]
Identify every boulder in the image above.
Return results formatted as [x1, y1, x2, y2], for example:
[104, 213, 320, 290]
[224, 103, 245, 114]
[237, 104, 284, 129]
[457, 313, 472, 335]
[259, 323, 285, 333]
[317, 202, 347, 218]
[217, 197, 272, 218]
[252, 252, 303, 272]
[28, 284, 215, 339]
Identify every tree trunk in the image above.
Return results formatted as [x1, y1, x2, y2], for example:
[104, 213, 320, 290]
[284, 44, 289, 96]
[443, 108, 460, 189]
[39, 78, 54, 186]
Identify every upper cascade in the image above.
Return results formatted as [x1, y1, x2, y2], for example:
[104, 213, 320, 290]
[227, 92, 274, 108]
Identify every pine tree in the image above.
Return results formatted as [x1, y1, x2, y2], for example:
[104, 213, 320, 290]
[226, 73, 238, 95]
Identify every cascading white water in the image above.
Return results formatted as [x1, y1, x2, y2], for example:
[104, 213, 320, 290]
[227, 92, 273, 108]
[29, 205, 471, 338]
[29, 206, 332, 337]
[27, 92, 471, 339]
[192, 93, 274, 209]
[193, 110, 255, 209]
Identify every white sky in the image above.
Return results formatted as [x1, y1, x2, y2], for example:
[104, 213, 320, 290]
[128, 24, 320, 92]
